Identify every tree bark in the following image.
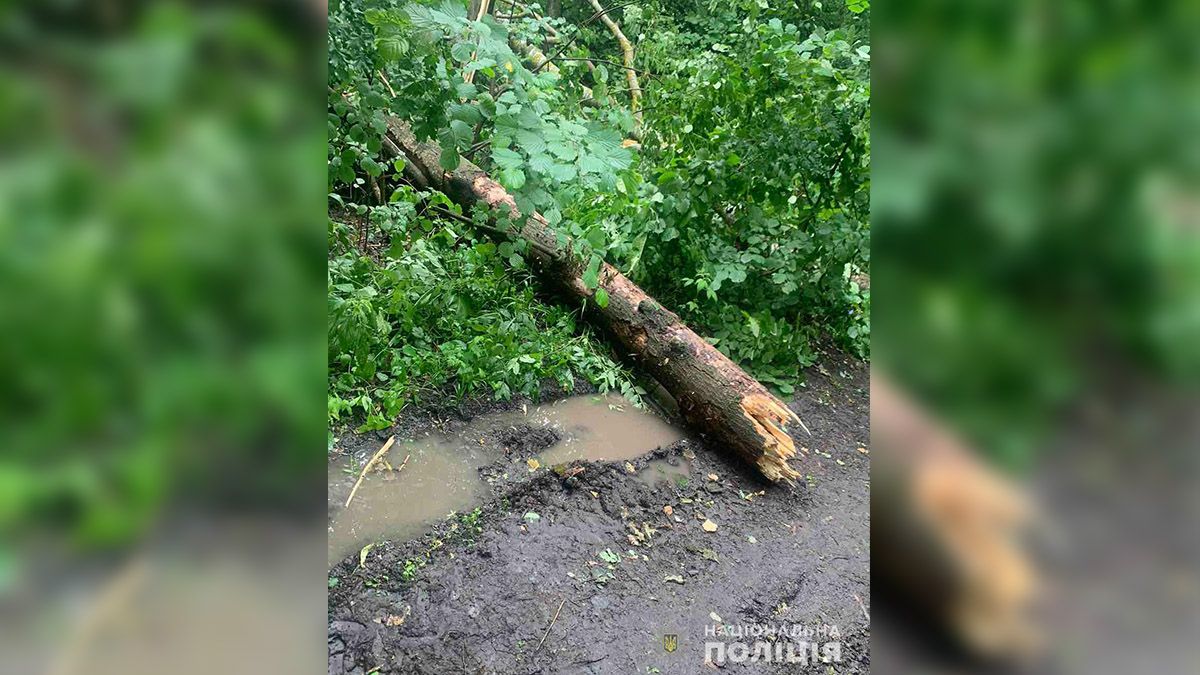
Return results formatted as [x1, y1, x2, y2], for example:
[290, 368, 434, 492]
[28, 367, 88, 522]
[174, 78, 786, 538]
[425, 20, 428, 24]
[386, 120, 806, 483]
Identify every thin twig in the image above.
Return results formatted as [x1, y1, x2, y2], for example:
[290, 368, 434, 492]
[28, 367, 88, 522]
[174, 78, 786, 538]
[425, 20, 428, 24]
[463, 0, 493, 85]
[428, 205, 559, 259]
[377, 70, 397, 98]
[535, 597, 568, 652]
[345, 436, 395, 508]
[553, 57, 656, 78]
[853, 593, 870, 623]
[463, 138, 491, 158]
[531, 1, 641, 75]
[585, 0, 642, 24]
[393, 453, 411, 475]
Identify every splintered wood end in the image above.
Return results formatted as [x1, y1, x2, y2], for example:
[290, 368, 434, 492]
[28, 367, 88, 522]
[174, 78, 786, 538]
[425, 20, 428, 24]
[741, 393, 802, 483]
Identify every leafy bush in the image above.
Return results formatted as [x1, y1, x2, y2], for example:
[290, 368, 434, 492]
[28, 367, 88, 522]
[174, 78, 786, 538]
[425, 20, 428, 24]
[327, 0, 870, 431]
[604, 1, 871, 375]
[328, 193, 639, 432]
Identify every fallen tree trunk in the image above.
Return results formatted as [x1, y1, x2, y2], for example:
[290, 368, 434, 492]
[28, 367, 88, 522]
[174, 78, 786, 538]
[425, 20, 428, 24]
[386, 120, 806, 483]
[871, 374, 1040, 659]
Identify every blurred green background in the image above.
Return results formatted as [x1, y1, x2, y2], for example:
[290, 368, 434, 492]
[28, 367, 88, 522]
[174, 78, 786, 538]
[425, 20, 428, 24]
[872, 1, 1199, 671]
[0, 0, 326, 568]
[873, 0, 1200, 469]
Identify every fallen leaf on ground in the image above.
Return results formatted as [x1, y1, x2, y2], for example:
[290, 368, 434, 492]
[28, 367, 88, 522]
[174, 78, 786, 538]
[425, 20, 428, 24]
[527, 458, 540, 471]
[710, 611, 723, 623]
[707, 473, 719, 481]
[664, 574, 685, 584]
[624, 461, 637, 474]
[663, 505, 673, 516]
[702, 519, 718, 532]
[359, 543, 375, 567]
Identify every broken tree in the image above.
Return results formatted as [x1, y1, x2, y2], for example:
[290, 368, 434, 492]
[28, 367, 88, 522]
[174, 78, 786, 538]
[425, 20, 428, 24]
[872, 375, 1040, 659]
[387, 121, 806, 483]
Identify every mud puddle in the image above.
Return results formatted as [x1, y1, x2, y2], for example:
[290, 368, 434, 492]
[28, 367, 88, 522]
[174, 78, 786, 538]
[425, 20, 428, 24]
[328, 393, 686, 565]
[532, 394, 686, 465]
[327, 437, 491, 565]
[634, 456, 694, 488]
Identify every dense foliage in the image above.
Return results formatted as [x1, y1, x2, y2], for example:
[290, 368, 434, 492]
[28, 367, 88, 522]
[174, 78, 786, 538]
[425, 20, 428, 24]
[2, 4, 324, 550]
[328, 0, 870, 431]
[874, 1, 1199, 468]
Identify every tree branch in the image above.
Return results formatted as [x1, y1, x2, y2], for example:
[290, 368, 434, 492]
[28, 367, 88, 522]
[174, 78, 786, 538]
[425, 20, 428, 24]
[583, 0, 643, 130]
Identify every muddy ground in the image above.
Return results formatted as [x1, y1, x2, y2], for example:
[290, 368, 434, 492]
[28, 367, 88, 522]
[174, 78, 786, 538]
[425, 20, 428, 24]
[328, 349, 870, 674]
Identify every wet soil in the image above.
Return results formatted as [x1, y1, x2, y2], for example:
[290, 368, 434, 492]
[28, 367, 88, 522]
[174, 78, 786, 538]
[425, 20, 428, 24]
[328, 349, 870, 674]
[328, 393, 686, 565]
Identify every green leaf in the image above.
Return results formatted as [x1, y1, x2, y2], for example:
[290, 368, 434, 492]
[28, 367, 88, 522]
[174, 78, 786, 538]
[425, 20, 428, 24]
[375, 34, 409, 60]
[582, 256, 601, 289]
[579, 154, 606, 175]
[528, 153, 554, 176]
[595, 288, 609, 308]
[360, 156, 382, 177]
[492, 147, 523, 169]
[548, 162, 576, 182]
[451, 41, 474, 63]
[548, 141, 577, 161]
[515, 129, 547, 155]
[439, 147, 461, 172]
[500, 167, 526, 189]
[448, 103, 482, 125]
[449, 119, 474, 147]
[585, 227, 606, 250]
[747, 314, 761, 338]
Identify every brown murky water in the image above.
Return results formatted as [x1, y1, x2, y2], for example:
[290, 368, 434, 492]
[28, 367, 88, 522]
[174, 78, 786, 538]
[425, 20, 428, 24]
[327, 436, 492, 566]
[531, 394, 685, 464]
[328, 393, 686, 565]
[634, 456, 695, 488]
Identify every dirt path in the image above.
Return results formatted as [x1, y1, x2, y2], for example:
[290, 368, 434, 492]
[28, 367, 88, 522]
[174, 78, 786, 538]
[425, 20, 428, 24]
[328, 350, 870, 674]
